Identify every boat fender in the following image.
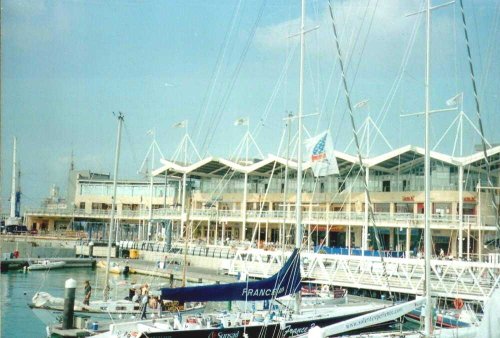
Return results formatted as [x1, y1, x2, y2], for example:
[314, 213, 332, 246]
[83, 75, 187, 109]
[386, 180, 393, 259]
[308, 326, 324, 338]
[453, 298, 464, 310]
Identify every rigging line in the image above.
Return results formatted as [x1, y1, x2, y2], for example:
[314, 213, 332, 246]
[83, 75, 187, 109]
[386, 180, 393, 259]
[375, 12, 423, 129]
[327, 0, 378, 148]
[345, 0, 378, 90]
[254, 43, 299, 140]
[201, 0, 268, 156]
[208, 0, 266, 146]
[375, 1, 424, 128]
[320, 0, 359, 131]
[250, 159, 280, 244]
[458, 0, 499, 231]
[194, 0, 244, 147]
[312, 0, 322, 116]
[452, 2, 460, 95]
[318, 10, 355, 134]
[326, 2, 379, 149]
[478, 1, 500, 95]
[324, 0, 369, 112]
[328, 0, 392, 296]
[122, 121, 141, 174]
[470, 0, 484, 77]
[326, 155, 363, 210]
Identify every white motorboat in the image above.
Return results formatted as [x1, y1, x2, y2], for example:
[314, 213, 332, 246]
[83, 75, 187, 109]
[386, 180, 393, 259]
[28, 260, 66, 271]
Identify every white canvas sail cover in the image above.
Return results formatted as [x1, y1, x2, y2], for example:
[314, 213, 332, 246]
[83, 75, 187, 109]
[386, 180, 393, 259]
[305, 130, 339, 177]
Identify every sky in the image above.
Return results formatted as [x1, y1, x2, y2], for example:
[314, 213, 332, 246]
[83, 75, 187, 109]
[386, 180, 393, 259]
[1, 0, 499, 210]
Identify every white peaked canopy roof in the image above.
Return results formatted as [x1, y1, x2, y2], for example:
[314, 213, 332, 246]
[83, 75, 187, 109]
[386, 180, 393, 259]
[152, 145, 500, 178]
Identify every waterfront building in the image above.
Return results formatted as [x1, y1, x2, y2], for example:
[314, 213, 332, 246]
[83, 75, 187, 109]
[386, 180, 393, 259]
[25, 145, 499, 260]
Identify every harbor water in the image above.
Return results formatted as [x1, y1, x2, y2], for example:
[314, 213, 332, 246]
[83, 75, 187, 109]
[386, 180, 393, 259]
[0, 268, 140, 338]
[1, 267, 422, 338]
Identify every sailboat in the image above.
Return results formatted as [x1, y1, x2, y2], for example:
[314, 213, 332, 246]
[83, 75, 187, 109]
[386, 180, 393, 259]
[296, 1, 496, 337]
[29, 115, 204, 328]
[89, 1, 412, 338]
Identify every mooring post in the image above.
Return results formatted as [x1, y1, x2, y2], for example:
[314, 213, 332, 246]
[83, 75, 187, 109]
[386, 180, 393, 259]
[62, 278, 77, 329]
[88, 241, 94, 258]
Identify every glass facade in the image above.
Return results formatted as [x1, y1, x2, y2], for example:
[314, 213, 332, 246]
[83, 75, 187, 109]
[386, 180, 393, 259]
[197, 159, 497, 195]
[79, 182, 177, 198]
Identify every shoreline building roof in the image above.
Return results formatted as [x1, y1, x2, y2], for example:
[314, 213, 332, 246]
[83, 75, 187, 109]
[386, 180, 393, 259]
[153, 145, 500, 178]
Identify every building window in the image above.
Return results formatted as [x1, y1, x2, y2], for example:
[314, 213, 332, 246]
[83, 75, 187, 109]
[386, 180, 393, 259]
[338, 181, 345, 193]
[320, 182, 325, 193]
[79, 202, 85, 209]
[402, 180, 408, 191]
[383, 180, 391, 192]
[281, 183, 285, 193]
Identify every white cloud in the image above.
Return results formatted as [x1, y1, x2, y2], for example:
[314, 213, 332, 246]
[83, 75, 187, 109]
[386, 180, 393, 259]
[2, 0, 73, 51]
[253, 0, 456, 62]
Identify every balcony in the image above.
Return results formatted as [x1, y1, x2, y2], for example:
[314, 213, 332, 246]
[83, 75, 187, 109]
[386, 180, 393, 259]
[25, 207, 484, 230]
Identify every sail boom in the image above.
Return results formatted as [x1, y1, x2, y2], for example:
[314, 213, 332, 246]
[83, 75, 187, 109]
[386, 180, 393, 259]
[160, 249, 301, 302]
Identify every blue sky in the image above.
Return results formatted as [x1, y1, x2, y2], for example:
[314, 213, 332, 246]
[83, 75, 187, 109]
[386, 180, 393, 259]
[2, 0, 499, 210]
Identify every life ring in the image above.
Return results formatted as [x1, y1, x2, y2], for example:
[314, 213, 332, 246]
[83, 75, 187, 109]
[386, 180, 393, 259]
[453, 298, 464, 309]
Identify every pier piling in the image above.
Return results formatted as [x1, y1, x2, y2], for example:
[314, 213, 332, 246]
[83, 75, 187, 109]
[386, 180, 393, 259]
[62, 278, 76, 330]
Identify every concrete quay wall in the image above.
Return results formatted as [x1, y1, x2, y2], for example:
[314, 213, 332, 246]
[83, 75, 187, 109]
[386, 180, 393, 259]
[0, 236, 76, 258]
[137, 250, 230, 271]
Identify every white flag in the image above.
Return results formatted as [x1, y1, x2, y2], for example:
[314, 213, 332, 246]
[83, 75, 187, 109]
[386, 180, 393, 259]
[446, 93, 463, 107]
[305, 130, 339, 177]
[173, 120, 187, 128]
[234, 117, 249, 126]
[354, 99, 369, 109]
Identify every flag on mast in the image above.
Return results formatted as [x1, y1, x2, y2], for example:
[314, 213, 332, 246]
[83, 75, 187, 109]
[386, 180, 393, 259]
[446, 93, 463, 107]
[234, 117, 249, 126]
[354, 99, 369, 109]
[173, 120, 187, 128]
[305, 130, 339, 177]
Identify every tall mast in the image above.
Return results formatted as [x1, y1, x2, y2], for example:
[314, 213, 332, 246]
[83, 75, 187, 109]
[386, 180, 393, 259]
[148, 133, 155, 241]
[424, 0, 432, 335]
[294, 0, 306, 313]
[10, 137, 17, 219]
[104, 112, 124, 300]
[295, 0, 305, 251]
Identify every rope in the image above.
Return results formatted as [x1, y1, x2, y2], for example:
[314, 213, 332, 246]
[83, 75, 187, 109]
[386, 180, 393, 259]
[200, 0, 267, 156]
[458, 0, 499, 232]
[328, 0, 392, 299]
[193, 0, 244, 149]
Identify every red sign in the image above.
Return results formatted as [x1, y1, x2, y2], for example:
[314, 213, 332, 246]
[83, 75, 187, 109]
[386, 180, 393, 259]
[403, 196, 415, 202]
[463, 197, 476, 202]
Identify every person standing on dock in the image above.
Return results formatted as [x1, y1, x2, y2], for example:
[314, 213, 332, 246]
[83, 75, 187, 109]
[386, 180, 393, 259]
[140, 291, 149, 319]
[83, 280, 92, 305]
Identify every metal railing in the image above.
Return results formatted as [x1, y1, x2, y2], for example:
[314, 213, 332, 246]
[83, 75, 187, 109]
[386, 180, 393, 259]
[115, 241, 237, 259]
[228, 248, 500, 302]
[26, 207, 480, 228]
